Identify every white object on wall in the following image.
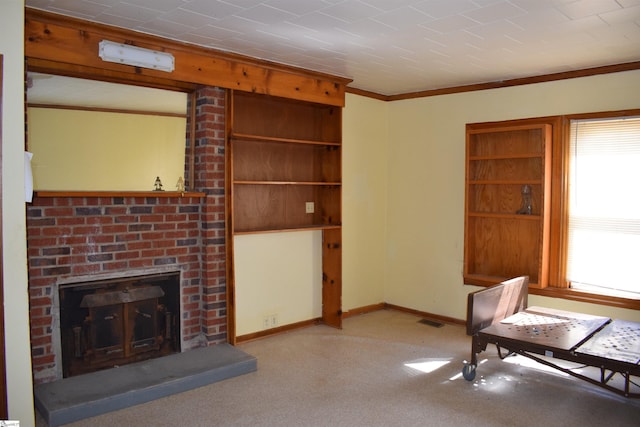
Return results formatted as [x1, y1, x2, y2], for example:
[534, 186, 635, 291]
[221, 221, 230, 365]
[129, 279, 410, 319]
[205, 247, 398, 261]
[25, 151, 33, 203]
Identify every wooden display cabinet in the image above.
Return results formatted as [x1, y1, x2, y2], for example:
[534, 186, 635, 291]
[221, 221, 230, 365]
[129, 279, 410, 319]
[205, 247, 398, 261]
[227, 91, 342, 329]
[464, 122, 552, 288]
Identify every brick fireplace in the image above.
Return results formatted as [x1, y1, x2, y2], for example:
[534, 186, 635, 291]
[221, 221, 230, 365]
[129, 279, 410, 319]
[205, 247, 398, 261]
[26, 86, 228, 384]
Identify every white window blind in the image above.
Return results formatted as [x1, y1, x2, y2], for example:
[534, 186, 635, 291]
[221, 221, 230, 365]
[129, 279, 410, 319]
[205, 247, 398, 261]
[567, 116, 640, 296]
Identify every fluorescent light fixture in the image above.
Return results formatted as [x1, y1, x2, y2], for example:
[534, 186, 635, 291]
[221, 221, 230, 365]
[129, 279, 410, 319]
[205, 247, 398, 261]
[98, 40, 175, 72]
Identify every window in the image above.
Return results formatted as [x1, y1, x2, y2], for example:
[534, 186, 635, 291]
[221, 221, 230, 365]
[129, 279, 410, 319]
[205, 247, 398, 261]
[464, 110, 640, 309]
[565, 116, 640, 298]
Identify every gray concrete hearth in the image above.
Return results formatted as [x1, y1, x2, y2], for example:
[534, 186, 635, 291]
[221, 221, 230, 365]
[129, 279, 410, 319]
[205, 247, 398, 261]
[34, 344, 257, 427]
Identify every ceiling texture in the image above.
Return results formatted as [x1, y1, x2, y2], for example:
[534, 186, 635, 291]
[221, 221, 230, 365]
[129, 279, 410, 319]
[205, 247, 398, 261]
[25, 0, 640, 96]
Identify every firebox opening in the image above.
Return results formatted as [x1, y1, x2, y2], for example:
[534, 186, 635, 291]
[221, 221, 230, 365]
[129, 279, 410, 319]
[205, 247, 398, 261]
[59, 271, 181, 378]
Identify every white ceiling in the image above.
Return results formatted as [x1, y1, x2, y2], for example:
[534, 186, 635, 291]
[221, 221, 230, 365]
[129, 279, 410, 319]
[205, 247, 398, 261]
[25, 0, 640, 96]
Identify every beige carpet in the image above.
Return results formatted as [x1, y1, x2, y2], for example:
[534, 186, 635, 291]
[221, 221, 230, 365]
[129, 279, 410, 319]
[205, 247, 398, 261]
[37, 309, 640, 426]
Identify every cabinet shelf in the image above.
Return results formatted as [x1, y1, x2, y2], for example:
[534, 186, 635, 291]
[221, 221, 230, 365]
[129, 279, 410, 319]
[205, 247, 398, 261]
[229, 91, 342, 234]
[232, 136, 340, 183]
[464, 121, 552, 288]
[464, 273, 543, 289]
[468, 180, 543, 185]
[469, 153, 543, 161]
[234, 224, 342, 235]
[233, 180, 341, 186]
[468, 212, 541, 220]
[230, 132, 340, 147]
[232, 183, 340, 232]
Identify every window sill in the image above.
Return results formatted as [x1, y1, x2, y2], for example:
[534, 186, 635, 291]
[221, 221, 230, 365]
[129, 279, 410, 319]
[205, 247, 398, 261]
[529, 286, 640, 310]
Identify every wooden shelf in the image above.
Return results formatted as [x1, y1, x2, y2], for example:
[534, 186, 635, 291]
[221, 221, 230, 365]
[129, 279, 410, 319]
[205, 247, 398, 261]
[229, 90, 342, 234]
[232, 184, 340, 232]
[230, 91, 341, 142]
[468, 180, 544, 185]
[34, 191, 206, 198]
[468, 153, 543, 161]
[467, 212, 542, 220]
[232, 136, 340, 183]
[234, 181, 341, 186]
[234, 224, 342, 235]
[464, 273, 543, 289]
[230, 133, 340, 147]
[464, 122, 552, 288]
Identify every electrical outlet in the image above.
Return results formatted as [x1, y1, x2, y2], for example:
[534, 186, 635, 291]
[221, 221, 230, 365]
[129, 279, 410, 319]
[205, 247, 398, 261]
[305, 202, 315, 214]
[263, 314, 278, 329]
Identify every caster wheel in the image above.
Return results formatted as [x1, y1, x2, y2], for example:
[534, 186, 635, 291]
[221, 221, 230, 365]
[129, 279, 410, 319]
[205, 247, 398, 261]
[462, 363, 476, 381]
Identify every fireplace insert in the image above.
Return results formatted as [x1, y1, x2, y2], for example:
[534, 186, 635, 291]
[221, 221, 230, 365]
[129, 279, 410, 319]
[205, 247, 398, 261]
[58, 272, 181, 378]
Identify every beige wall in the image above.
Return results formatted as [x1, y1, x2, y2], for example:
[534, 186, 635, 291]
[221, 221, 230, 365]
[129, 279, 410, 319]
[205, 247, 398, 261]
[382, 70, 640, 323]
[234, 231, 322, 335]
[342, 94, 388, 311]
[235, 71, 640, 337]
[28, 108, 187, 191]
[1, 1, 36, 425]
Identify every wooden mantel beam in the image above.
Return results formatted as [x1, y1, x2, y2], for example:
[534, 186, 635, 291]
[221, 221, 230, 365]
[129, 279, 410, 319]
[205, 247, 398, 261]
[24, 8, 350, 106]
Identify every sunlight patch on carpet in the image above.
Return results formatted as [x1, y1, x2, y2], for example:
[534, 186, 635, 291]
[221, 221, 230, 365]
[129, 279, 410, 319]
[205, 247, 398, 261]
[404, 358, 450, 375]
[502, 354, 570, 377]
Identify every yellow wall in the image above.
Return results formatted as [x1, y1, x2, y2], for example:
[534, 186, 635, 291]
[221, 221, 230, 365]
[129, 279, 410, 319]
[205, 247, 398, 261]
[382, 70, 640, 323]
[342, 94, 388, 310]
[1, 1, 36, 425]
[235, 71, 640, 337]
[28, 108, 186, 191]
[234, 231, 322, 335]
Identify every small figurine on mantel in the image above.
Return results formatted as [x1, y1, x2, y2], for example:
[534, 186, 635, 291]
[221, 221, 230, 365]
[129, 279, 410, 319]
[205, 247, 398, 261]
[176, 176, 185, 193]
[516, 184, 532, 215]
[153, 176, 164, 191]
